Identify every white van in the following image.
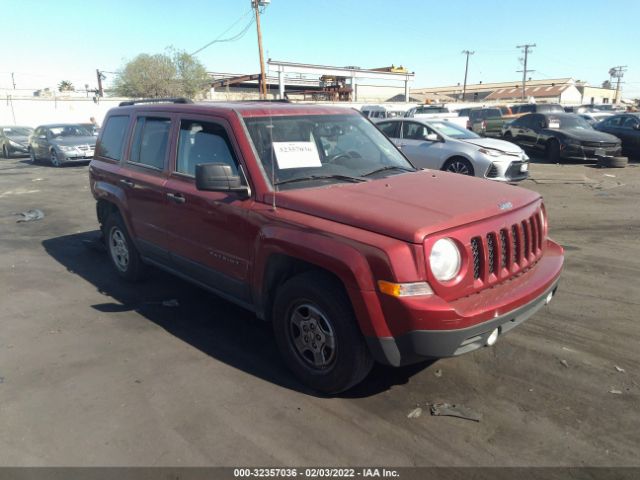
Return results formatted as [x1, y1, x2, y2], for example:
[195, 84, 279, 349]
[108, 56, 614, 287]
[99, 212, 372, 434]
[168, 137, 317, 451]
[361, 104, 413, 120]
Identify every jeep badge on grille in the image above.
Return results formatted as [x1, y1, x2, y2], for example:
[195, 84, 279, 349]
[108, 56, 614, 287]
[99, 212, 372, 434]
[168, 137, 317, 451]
[498, 201, 513, 210]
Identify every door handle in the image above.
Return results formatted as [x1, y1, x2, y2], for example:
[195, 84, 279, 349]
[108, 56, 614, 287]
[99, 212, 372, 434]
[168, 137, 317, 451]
[166, 192, 186, 204]
[119, 179, 135, 188]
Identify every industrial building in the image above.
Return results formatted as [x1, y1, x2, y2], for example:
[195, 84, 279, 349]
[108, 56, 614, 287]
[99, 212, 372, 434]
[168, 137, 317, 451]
[411, 78, 619, 105]
[208, 60, 415, 103]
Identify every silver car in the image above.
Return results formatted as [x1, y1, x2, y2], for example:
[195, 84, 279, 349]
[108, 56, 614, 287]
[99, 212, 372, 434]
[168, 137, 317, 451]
[376, 118, 530, 182]
[29, 124, 96, 167]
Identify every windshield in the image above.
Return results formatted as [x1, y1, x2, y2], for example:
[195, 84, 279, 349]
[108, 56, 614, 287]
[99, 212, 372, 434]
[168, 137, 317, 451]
[3, 127, 33, 136]
[243, 114, 415, 190]
[49, 125, 92, 138]
[415, 106, 448, 114]
[428, 121, 481, 139]
[547, 116, 593, 130]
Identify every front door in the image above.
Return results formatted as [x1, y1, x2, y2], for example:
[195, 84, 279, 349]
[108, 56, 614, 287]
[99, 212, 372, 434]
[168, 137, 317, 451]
[399, 121, 445, 169]
[164, 116, 253, 303]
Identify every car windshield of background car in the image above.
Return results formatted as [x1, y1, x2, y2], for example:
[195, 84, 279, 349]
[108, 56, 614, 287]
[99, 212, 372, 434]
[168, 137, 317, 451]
[50, 126, 92, 138]
[548, 116, 592, 130]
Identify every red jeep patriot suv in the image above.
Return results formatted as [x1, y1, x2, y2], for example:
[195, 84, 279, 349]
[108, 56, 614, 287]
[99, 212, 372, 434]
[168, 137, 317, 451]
[89, 99, 563, 393]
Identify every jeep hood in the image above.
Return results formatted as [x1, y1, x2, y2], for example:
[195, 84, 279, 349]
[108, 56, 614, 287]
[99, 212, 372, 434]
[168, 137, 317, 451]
[269, 170, 540, 243]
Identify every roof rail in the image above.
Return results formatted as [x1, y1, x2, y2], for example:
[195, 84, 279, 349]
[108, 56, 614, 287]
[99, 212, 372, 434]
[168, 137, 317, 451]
[239, 99, 291, 103]
[118, 97, 193, 107]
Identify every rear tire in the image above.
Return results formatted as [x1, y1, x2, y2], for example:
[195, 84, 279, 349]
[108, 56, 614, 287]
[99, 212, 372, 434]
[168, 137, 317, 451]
[272, 271, 374, 394]
[104, 212, 147, 282]
[546, 139, 561, 162]
[599, 156, 628, 168]
[443, 157, 475, 176]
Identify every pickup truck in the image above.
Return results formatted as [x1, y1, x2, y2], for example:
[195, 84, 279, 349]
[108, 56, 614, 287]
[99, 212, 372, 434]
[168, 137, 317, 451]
[405, 105, 469, 130]
[470, 106, 517, 138]
[89, 99, 564, 394]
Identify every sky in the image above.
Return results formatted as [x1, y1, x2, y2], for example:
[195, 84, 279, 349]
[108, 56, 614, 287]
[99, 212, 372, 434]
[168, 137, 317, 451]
[1, 0, 639, 98]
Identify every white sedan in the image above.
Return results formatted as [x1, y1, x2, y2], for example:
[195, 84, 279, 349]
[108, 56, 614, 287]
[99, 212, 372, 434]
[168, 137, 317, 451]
[376, 118, 529, 182]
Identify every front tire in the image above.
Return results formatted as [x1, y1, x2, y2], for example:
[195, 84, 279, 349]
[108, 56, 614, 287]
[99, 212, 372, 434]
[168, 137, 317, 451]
[50, 149, 62, 167]
[546, 139, 561, 162]
[272, 271, 373, 394]
[104, 212, 146, 281]
[443, 157, 475, 176]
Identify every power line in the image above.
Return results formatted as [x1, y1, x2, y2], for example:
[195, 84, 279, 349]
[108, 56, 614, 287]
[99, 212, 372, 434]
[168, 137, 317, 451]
[190, 9, 254, 56]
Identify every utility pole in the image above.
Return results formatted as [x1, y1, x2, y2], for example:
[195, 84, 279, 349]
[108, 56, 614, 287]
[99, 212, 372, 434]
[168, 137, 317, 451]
[609, 65, 627, 104]
[96, 69, 104, 97]
[252, 0, 268, 99]
[11, 72, 16, 89]
[461, 50, 474, 102]
[516, 43, 536, 101]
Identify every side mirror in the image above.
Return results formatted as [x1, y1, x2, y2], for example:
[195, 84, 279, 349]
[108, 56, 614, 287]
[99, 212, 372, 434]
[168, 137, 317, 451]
[425, 133, 440, 142]
[195, 163, 249, 198]
[633, 123, 640, 131]
[38, 134, 47, 139]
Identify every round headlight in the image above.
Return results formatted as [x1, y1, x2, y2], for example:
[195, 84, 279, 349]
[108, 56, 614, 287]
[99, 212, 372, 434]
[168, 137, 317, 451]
[430, 238, 461, 282]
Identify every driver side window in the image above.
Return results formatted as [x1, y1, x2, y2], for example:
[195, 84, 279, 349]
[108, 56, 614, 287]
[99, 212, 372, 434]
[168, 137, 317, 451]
[402, 122, 429, 140]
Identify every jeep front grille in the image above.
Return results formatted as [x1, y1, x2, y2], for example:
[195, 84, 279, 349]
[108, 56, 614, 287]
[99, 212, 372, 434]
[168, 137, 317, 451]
[469, 211, 543, 285]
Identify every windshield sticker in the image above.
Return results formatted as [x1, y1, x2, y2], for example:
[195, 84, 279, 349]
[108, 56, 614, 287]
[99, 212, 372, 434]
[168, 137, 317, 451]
[548, 120, 560, 129]
[273, 142, 322, 169]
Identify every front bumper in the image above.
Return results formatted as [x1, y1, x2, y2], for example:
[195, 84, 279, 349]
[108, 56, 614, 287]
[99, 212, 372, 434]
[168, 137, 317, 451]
[367, 280, 558, 366]
[59, 149, 94, 163]
[561, 144, 621, 160]
[364, 240, 563, 366]
[6, 143, 29, 156]
[485, 158, 529, 182]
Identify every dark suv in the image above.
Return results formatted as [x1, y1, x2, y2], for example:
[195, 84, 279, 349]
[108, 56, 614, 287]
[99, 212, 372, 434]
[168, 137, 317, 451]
[89, 99, 564, 393]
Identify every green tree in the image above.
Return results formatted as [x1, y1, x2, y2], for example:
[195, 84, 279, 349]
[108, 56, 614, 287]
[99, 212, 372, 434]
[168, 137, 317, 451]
[113, 49, 210, 99]
[58, 80, 75, 92]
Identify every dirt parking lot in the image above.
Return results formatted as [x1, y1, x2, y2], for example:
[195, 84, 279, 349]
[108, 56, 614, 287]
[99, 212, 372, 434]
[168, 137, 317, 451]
[0, 155, 639, 467]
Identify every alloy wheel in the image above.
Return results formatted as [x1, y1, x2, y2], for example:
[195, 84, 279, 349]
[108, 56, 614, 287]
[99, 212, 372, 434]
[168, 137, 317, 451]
[446, 159, 472, 175]
[109, 227, 130, 273]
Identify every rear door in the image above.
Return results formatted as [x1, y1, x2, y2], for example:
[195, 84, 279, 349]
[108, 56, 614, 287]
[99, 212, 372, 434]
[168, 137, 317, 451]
[619, 116, 640, 154]
[163, 115, 253, 303]
[119, 114, 174, 258]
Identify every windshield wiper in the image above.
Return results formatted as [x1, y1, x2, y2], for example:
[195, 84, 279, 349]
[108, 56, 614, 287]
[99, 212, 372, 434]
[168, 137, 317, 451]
[274, 174, 367, 186]
[361, 165, 415, 177]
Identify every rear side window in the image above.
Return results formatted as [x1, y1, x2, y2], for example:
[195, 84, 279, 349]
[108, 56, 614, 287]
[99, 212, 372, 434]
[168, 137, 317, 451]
[487, 109, 501, 118]
[519, 105, 535, 114]
[96, 115, 129, 161]
[176, 120, 238, 176]
[129, 117, 171, 169]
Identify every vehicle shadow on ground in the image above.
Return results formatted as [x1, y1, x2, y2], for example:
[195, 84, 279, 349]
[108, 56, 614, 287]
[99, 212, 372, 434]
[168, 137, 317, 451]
[42, 231, 432, 398]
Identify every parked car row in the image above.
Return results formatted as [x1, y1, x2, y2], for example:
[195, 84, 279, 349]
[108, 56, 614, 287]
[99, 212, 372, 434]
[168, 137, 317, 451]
[0, 123, 98, 166]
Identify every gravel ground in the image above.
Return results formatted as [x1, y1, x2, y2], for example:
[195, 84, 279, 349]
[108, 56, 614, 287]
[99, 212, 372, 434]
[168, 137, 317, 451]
[0, 155, 638, 467]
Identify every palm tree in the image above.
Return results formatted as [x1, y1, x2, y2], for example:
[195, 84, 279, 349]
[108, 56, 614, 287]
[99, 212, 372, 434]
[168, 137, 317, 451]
[58, 80, 75, 92]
